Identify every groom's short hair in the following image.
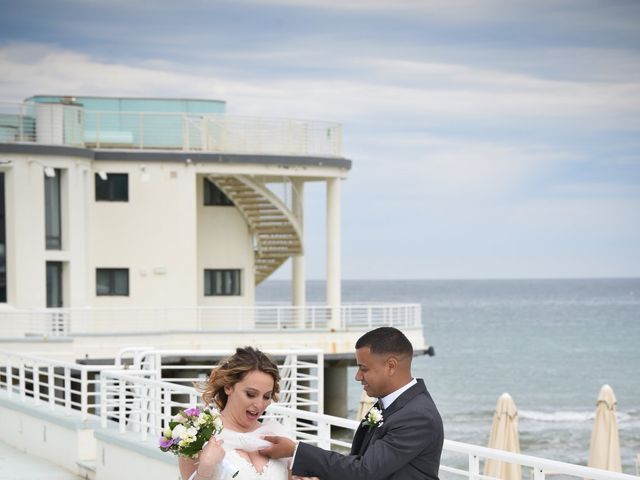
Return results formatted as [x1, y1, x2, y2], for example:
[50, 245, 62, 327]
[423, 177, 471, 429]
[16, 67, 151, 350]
[356, 327, 413, 357]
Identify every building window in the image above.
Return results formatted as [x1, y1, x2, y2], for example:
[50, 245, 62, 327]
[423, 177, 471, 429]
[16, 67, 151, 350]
[46, 261, 63, 307]
[204, 269, 241, 296]
[45, 169, 62, 249]
[204, 179, 234, 206]
[96, 268, 129, 296]
[0, 173, 6, 302]
[95, 173, 128, 201]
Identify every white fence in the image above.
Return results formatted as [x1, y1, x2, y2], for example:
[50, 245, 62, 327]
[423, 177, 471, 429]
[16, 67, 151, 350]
[0, 348, 638, 480]
[0, 347, 324, 422]
[0, 303, 422, 337]
[0, 102, 342, 157]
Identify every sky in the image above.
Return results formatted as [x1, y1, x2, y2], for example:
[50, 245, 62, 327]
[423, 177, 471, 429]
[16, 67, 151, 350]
[1, 0, 639, 280]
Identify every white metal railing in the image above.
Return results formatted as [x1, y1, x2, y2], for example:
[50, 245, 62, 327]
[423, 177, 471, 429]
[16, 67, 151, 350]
[1, 348, 638, 480]
[114, 347, 324, 412]
[0, 102, 342, 157]
[0, 102, 84, 147]
[0, 347, 324, 428]
[0, 349, 123, 420]
[0, 303, 422, 337]
[99, 369, 198, 438]
[441, 440, 639, 480]
[99, 348, 323, 439]
[97, 376, 640, 480]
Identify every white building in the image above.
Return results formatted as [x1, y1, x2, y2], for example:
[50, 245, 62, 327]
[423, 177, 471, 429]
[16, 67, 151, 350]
[0, 95, 349, 312]
[0, 95, 423, 415]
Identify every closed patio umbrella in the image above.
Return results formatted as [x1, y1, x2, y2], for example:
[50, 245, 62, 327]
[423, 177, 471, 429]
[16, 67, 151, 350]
[357, 390, 376, 420]
[588, 384, 621, 472]
[484, 393, 521, 480]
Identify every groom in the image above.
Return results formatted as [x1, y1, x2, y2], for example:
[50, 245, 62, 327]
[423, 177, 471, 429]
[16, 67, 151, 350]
[261, 327, 443, 479]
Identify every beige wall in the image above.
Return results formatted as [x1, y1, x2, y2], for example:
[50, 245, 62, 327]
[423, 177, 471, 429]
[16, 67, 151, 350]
[196, 174, 255, 306]
[0, 154, 264, 311]
[1, 154, 92, 309]
[0, 151, 347, 314]
[88, 161, 200, 307]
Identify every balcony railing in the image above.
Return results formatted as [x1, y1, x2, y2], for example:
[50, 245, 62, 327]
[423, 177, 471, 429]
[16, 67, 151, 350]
[0, 303, 422, 337]
[0, 102, 343, 157]
[2, 348, 636, 480]
[0, 348, 324, 422]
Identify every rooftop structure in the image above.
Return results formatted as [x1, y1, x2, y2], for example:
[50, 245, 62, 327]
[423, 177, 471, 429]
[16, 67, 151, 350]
[0, 94, 348, 317]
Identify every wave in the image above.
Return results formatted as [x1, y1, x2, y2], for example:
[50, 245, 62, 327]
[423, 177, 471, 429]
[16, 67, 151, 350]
[520, 410, 632, 423]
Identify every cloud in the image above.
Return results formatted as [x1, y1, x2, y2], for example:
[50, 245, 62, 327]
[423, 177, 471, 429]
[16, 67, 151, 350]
[2, 40, 639, 144]
[1, 38, 638, 279]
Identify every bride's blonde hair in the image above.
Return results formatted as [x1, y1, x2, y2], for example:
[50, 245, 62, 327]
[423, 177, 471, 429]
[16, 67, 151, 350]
[200, 347, 280, 410]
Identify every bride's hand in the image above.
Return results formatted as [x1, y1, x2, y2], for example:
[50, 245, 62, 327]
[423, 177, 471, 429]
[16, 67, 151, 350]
[195, 437, 225, 478]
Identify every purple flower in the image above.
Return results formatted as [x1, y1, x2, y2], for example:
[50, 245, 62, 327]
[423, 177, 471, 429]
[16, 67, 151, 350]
[184, 407, 201, 417]
[159, 437, 176, 448]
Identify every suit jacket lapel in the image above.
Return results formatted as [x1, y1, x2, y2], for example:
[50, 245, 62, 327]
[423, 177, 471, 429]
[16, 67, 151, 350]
[380, 379, 426, 421]
[351, 380, 428, 455]
[358, 424, 378, 455]
[351, 401, 382, 455]
[350, 423, 368, 455]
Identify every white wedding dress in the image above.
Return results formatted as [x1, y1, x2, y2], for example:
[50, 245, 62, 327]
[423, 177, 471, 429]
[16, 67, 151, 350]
[190, 420, 292, 480]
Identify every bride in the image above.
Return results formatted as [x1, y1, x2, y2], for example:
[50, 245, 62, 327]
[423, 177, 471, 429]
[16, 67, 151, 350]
[179, 347, 312, 480]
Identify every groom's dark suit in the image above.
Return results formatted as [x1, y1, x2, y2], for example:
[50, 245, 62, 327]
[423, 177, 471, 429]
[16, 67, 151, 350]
[292, 379, 443, 480]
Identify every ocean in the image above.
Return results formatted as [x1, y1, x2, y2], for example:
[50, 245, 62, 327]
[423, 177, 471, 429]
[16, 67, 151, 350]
[257, 278, 640, 474]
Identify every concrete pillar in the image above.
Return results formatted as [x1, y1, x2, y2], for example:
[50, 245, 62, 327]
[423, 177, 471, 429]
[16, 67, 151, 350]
[324, 364, 347, 418]
[292, 180, 305, 328]
[326, 178, 341, 330]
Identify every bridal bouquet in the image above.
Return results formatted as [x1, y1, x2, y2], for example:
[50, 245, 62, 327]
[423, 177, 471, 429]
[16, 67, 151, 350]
[160, 405, 239, 478]
[159, 405, 224, 458]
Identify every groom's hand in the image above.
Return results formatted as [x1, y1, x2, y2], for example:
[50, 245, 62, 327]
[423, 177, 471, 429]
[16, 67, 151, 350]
[259, 435, 296, 458]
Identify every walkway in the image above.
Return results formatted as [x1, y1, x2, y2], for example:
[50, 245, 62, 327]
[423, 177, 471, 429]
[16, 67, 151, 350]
[0, 440, 82, 479]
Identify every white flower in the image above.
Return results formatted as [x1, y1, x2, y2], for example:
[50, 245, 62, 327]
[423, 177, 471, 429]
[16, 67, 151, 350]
[163, 426, 172, 438]
[213, 416, 223, 431]
[171, 424, 187, 439]
[195, 413, 208, 426]
[364, 407, 384, 428]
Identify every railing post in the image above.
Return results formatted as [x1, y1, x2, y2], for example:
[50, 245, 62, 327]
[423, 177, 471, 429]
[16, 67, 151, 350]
[81, 369, 88, 420]
[119, 377, 127, 433]
[184, 115, 189, 151]
[48, 365, 55, 410]
[290, 355, 298, 410]
[469, 454, 480, 480]
[33, 362, 40, 405]
[317, 351, 324, 414]
[155, 352, 162, 382]
[5, 360, 12, 397]
[318, 420, 331, 450]
[162, 388, 171, 431]
[64, 367, 71, 412]
[100, 374, 108, 428]
[533, 466, 545, 480]
[96, 112, 101, 148]
[19, 361, 25, 401]
[139, 112, 144, 149]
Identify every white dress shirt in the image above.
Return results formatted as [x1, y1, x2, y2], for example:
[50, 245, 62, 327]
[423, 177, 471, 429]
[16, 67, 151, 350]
[379, 378, 417, 410]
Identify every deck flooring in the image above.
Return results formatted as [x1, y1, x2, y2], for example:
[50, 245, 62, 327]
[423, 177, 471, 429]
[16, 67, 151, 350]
[0, 440, 82, 479]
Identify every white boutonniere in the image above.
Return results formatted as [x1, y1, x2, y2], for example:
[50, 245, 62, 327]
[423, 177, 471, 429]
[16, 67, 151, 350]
[363, 406, 384, 428]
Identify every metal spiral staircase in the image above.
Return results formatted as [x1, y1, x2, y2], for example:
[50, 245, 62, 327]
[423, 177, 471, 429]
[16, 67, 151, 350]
[207, 175, 303, 284]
